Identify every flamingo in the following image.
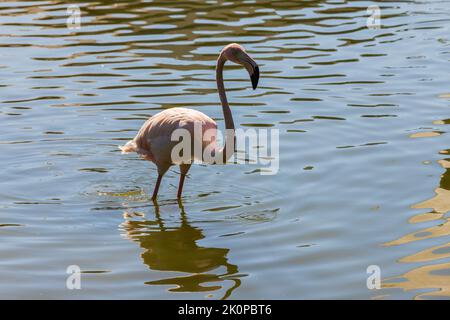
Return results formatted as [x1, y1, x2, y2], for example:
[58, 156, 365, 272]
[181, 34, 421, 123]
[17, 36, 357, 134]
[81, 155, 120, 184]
[119, 43, 259, 201]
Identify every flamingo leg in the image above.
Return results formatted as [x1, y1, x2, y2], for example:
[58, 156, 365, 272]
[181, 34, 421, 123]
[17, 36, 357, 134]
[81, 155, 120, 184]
[177, 173, 186, 199]
[151, 174, 162, 201]
[177, 164, 191, 199]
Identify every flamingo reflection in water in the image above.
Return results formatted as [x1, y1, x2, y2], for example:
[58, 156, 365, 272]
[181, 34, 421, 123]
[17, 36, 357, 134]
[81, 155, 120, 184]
[121, 201, 245, 299]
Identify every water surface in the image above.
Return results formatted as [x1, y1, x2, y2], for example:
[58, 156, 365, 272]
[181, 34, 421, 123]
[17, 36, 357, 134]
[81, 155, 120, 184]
[1, 0, 450, 299]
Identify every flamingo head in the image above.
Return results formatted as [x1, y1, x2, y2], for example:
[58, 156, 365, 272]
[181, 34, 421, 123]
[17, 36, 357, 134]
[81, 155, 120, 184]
[221, 43, 259, 90]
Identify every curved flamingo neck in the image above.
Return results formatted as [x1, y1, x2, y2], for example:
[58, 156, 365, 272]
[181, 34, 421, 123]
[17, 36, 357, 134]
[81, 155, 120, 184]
[216, 53, 235, 162]
[216, 54, 235, 130]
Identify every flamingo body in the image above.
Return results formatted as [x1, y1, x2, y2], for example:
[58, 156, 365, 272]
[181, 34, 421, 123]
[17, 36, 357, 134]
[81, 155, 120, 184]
[120, 107, 217, 175]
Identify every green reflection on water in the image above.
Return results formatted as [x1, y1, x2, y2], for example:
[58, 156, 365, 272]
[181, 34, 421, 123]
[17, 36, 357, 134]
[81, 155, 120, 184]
[121, 202, 245, 299]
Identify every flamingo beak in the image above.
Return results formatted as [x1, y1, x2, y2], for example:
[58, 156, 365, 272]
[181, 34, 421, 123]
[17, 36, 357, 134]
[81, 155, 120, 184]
[239, 52, 259, 90]
[250, 65, 259, 90]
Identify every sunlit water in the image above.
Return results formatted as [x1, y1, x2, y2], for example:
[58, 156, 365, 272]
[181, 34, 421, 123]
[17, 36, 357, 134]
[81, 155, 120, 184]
[1, 0, 450, 299]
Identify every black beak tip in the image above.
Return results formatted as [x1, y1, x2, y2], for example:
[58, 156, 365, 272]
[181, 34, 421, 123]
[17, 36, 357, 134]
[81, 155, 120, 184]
[251, 65, 259, 90]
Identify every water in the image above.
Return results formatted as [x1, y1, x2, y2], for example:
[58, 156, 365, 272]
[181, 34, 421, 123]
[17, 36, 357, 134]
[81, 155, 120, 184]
[1, 0, 450, 299]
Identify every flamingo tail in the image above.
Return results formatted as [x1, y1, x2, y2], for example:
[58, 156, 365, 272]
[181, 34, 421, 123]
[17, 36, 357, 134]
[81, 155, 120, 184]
[119, 140, 137, 154]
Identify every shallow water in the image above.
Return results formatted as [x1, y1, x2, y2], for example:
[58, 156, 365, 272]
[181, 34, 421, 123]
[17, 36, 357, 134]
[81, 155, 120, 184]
[1, 0, 450, 299]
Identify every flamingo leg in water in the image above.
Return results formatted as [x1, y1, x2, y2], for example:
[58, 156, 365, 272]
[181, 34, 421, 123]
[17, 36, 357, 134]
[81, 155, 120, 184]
[152, 174, 162, 201]
[177, 174, 186, 199]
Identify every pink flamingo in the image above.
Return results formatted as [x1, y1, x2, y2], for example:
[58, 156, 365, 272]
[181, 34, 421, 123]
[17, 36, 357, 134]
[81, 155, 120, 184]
[120, 43, 259, 200]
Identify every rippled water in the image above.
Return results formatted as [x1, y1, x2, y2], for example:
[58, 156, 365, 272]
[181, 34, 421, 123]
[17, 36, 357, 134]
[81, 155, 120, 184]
[1, 0, 450, 299]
